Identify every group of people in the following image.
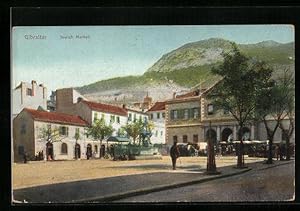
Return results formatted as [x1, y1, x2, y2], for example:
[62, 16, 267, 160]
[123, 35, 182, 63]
[35, 151, 44, 161]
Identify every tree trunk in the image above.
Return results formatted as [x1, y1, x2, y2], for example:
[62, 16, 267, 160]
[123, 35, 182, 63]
[286, 138, 290, 161]
[237, 124, 244, 168]
[266, 137, 273, 164]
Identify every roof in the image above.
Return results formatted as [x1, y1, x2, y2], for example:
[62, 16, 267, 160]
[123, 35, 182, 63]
[24, 108, 88, 126]
[175, 90, 200, 99]
[147, 101, 166, 112]
[126, 108, 147, 115]
[81, 100, 127, 116]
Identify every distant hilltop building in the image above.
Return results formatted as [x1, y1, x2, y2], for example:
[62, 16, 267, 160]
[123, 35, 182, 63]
[132, 92, 154, 111]
[12, 80, 47, 118]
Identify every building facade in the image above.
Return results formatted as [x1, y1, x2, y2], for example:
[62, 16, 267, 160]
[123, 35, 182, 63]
[165, 82, 295, 149]
[147, 102, 166, 144]
[12, 80, 47, 118]
[13, 108, 104, 162]
[75, 100, 128, 137]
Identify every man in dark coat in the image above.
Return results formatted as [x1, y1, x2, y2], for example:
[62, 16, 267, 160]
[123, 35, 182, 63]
[170, 140, 180, 170]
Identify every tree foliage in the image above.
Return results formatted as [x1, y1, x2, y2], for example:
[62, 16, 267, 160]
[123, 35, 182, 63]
[85, 118, 114, 144]
[121, 119, 144, 144]
[209, 43, 273, 139]
[255, 68, 294, 162]
[38, 124, 62, 143]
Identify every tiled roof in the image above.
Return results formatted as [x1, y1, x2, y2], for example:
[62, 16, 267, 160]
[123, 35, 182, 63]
[147, 101, 166, 112]
[24, 108, 88, 126]
[81, 100, 127, 116]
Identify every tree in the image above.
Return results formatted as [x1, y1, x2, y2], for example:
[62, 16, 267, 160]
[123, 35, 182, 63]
[38, 124, 64, 143]
[278, 69, 294, 161]
[255, 68, 294, 164]
[208, 43, 273, 168]
[85, 118, 114, 151]
[122, 119, 144, 144]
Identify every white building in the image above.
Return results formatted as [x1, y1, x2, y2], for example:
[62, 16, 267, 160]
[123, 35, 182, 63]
[147, 102, 166, 144]
[76, 100, 128, 137]
[13, 108, 102, 162]
[126, 107, 148, 124]
[12, 80, 47, 118]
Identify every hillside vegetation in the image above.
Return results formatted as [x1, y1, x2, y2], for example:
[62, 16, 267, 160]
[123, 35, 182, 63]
[77, 38, 294, 102]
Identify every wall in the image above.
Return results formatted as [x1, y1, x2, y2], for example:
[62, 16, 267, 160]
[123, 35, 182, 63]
[34, 121, 100, 160]
[56, 88, 77, 115]
[75, 102, 92, 125]
[257, 119, 295, 143]
[148, 110, 165, 144]
[166, 125, 203, 147]
[91, 110, 127, 136]
[13, 111, 35, 162]
[12, 82, 47, 117]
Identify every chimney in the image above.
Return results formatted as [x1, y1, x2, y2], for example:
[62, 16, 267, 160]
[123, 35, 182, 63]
[122, 104, 126, 109]
[31, 80, 37, 96]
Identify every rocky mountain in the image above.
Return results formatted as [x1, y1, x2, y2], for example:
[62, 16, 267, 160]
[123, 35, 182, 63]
[76, 38, 294, 105]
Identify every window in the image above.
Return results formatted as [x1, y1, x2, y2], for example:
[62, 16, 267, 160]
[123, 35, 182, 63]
[162, 112, 165, 118]
[139, 115, 142, 121]
[184, 109, 189, 119]
[178, 109, 184, 119]
[183, 135, 188, 143]
[193, 134, 199, 143]
[208, 104, 214, 115]
[75, 128, 80, 139]
[161, 131, 163, 136]
[128, 113, 132, 121]
[26, 88, 32, 96]
[157, 112, 160, 119]
[150, 114, 153, 120]
[94, 145, 98, 153]
[110, 115, 115, 123]
[116, 116, 120, 124]
[133, 114, 137, 122]
[193, 108, 200, 118]
[173, 135, 178, 142]
[171, 110, 178, 120]
[94, 113, 98, 122]
[61, 143, 68, 154]
[59, 126, 69, 136]
[18, 146, 24, 155]
[101, 113, 105, 119]
[20, 123, 26, 134]
[144, 117, 148, 122]
[155, 130, 158, 137]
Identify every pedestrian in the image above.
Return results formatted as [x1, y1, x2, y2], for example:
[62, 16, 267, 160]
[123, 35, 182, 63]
[23, 152, 28, 163]
[170, 140, 180, 170]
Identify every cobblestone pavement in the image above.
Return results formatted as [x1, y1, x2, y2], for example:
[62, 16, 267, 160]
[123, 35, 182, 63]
[13, 156, 264, 189]
[115, 160, 295, 202]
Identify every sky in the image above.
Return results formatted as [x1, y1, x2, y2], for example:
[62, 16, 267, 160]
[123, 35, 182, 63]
[12, 25, 294, 97]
